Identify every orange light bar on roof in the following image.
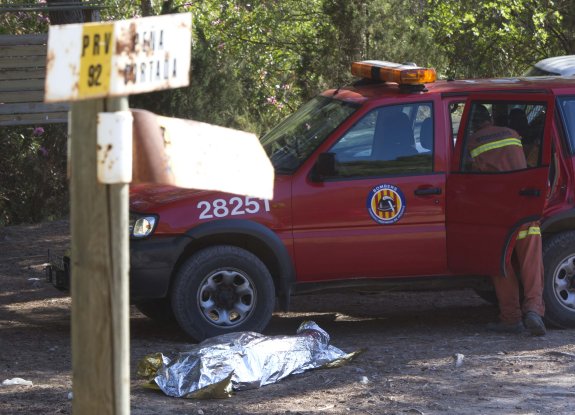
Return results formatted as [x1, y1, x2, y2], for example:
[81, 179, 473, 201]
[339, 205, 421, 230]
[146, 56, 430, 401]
[351, 60, 436, 85]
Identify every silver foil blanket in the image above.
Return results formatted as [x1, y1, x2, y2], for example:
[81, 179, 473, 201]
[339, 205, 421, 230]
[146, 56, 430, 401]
[140, 321, 360, 398]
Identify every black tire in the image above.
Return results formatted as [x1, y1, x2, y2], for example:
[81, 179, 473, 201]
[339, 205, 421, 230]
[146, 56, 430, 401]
[171, 245, 276, 341]
[134, 298, 176, 323]
[542, 231, 575, 328]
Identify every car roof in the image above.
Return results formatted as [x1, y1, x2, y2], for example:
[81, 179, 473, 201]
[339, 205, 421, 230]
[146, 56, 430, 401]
[530, 55, 575, 76]
[325, 76, 575, 102]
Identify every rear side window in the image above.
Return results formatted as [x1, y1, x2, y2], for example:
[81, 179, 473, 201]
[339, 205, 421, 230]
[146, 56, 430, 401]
[558, 97, 575, 154]
[460, 101, 547, 172]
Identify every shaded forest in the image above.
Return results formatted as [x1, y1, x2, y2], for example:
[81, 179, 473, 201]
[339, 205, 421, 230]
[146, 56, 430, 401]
[1, 0, 574, 224]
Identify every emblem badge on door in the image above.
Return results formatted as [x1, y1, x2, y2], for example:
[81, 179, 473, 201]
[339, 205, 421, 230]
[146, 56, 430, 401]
[367, 184, 406, 224]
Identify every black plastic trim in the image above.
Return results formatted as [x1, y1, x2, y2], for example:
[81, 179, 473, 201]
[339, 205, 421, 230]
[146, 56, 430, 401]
[541, 208, 575, 233]
[441, 89, 549, 98]
[130, 235, 190, 300]
[317, 170, 443, 183]
[294, 275, 492, 294]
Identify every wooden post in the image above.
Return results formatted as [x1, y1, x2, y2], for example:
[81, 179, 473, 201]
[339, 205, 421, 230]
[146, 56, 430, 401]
[45, 14, 192, 414]
[70, 96, 130, 414]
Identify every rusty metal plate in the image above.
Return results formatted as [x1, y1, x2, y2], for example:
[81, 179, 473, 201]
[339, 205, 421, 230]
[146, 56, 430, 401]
[131, 110, 275, 200]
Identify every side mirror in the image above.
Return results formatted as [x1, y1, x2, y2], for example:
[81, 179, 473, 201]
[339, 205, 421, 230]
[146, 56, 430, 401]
[311, 152, 337, 181]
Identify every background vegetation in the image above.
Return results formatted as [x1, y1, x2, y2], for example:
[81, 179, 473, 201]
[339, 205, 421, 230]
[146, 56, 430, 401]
[1, 0, 574, 225]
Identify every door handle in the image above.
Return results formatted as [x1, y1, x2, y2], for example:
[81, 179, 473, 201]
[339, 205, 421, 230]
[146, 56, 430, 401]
[519, 188, 541, 197]
[414, 187, 442, 196]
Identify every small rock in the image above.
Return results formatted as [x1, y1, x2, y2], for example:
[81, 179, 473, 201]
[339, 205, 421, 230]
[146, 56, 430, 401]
[360, 376, 369, 384]
[2, 378, 33, 386]
[453, 353, 464, 368]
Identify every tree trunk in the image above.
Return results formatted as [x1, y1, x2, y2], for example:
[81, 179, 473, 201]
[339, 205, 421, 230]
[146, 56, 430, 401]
[562, 2, 575, 54]
[141, 0, 154, 17]
[161, 0, 175, 15]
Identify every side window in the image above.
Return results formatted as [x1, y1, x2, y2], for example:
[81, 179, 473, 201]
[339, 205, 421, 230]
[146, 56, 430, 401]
[558, 97, 575, 154]
[328, 102, 433, 178]
[461, 101, 546, 173]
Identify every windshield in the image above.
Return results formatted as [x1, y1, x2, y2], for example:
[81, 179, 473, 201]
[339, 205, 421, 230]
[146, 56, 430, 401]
[260, 96, 359, 173]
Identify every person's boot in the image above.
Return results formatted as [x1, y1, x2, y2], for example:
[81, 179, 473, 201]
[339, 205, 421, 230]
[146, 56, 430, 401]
[523, 311, 546, 336]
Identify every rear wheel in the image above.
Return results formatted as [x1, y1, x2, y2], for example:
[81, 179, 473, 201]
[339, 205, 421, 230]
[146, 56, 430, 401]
[171, 245, 275, 341]
[542, 231, 575, 328]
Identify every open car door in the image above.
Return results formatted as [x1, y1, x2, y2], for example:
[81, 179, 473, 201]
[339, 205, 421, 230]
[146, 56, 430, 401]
[446, 93, 554, 277]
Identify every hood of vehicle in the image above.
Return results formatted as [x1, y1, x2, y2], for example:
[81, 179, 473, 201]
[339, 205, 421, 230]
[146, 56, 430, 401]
[130, 184, 216, 212]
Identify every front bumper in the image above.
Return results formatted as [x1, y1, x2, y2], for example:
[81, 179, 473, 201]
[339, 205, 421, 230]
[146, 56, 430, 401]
[44, 235, 190, 301]
[129, 235, 190, 300]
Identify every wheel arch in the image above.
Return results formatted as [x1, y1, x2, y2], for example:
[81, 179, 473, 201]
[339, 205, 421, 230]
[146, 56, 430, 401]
[541, 208, 575, 235]
[173, 219, 294, 311]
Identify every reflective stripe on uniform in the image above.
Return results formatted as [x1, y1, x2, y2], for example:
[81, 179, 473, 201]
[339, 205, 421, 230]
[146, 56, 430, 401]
[470, 138, 522, 158]
[517, 226, 541, 240]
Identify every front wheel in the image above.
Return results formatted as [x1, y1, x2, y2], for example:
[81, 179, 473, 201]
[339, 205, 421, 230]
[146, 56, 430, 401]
[542, 231, 575, 328]
[171, 245, 276, 341]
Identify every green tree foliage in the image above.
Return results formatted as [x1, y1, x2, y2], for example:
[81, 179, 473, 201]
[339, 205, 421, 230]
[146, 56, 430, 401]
[426, 0, 575, 78]
[0, 6, 49, 34]
[132, 1, 334, 134]
[0, 126, 69, 226]
[537, 0, 575, 54]
[361, 1, 445, 73]
[3, 0, 575, 224]
[132, 1, 442, 134]
[186, 0, 333, 133]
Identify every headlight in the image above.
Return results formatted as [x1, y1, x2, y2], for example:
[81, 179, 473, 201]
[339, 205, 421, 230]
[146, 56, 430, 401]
[129, 214, 157, 239]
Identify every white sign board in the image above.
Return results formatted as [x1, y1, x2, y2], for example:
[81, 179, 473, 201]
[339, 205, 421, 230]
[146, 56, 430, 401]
[45, 13, 191, 102]
[158, 116, 274, 200]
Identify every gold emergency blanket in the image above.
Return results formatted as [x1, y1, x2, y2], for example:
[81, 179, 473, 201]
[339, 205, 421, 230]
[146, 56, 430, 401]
[138, 321, 360, 398]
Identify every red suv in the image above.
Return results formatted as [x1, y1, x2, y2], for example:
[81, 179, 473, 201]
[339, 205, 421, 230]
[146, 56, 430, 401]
[127, 61, 575, 341]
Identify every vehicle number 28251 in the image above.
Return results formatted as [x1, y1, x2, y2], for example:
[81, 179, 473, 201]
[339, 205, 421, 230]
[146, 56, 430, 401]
[197, 197, 271, 220]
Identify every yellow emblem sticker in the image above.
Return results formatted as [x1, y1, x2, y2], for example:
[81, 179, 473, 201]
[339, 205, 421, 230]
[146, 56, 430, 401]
[78, 23, 114, 98]
[367, 184, 406, 224]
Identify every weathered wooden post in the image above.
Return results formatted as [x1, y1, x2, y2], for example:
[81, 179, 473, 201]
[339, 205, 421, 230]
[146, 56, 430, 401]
[45, 12, 273, 414]
[45, 14, 192, 414]
[68, 96, 130, 414]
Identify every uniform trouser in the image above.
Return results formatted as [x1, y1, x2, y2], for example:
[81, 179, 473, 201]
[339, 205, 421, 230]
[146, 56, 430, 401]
[491, 222, 545, 324]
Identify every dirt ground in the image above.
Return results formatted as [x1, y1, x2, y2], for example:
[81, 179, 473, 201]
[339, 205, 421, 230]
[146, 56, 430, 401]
[1, 220, 575, 415]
